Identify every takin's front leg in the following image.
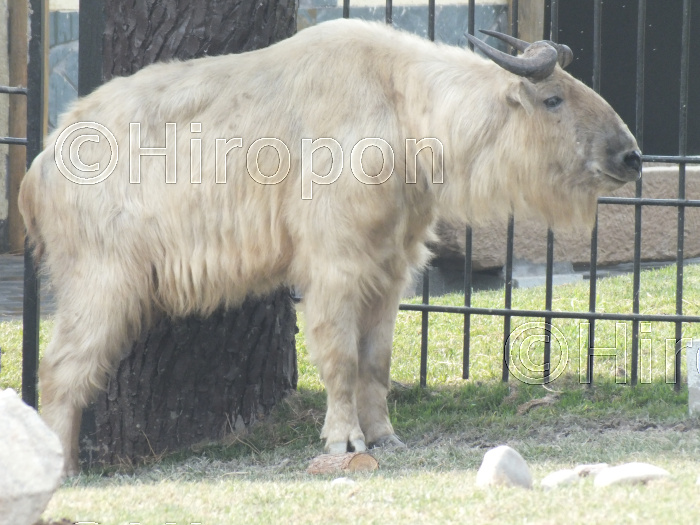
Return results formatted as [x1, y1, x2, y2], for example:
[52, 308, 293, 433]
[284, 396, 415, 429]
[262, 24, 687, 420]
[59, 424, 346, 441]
[303, 287, 365, 454]
[356, 290, 405, 449]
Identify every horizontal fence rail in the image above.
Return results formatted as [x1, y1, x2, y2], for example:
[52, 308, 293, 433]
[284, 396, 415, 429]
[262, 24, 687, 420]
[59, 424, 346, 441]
[598, 197, 700, 207]
[0, 85, 27, 95]
[399, 304, 700, 325]
[0, 85, 27, 146]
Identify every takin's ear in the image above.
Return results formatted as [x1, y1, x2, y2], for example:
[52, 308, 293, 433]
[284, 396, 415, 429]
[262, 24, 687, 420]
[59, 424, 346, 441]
[506, 79, 536, 116]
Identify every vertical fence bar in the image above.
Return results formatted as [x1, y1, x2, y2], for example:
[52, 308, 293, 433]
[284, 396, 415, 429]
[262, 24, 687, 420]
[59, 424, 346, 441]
[634, 0, 646, 203]
[543, 230, 554, 383]
[78, 0, 105, 97]
[428, 0, 435, 42]
[343, 0, 349, 19]
[499, 3, 520, 383]
[385, 0, 392, 25]
[543, 0, 558, 385]
[549, 0, 558, 40]
[21, 239, 40, 408]
[502, 217, 514, 382]
[587, 219, 598, 385]
[631, 0, 647, 387]
[420, 270, 430, 387]
[463, 227, 473, 379]
[462, 4, 474, 380]
[468, 0, 475, 46]
[22, 0, 48, 409]
[417, 0, 439, 389]
[592, 0, 602, 92]
[420, 0, 434, 385]
[586, 0, 603, 386]
[674, 0, 691, 391]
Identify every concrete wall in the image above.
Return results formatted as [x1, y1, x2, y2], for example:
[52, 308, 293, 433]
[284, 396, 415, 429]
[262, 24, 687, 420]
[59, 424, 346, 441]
[436, 166, 700, 270]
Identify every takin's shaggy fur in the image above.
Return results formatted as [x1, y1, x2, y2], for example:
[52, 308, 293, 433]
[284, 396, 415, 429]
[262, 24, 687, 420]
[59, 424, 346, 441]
[19, 19, 640, 475]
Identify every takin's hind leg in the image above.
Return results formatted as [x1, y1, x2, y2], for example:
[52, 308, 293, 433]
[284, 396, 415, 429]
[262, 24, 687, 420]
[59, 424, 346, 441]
[356, 290, 405, 449]
[40, 267, 145, 476]
[303, 286, 365, 454]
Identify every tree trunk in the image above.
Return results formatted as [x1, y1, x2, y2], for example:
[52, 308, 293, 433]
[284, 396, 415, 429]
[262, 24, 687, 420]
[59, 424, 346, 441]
[79, 0, 298, 469]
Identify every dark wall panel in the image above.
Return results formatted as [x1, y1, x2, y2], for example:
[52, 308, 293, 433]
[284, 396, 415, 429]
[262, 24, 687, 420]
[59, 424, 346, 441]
[545, 0, 699, 155]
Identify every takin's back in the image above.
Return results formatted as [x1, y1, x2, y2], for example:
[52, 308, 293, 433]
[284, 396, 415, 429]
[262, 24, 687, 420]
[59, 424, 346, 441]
[19, 19, 463, 315]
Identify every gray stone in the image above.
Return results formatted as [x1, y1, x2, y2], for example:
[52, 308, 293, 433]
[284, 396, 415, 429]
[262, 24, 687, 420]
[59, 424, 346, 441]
[476, 445, 533, 489]
[593, 462, 670, 487]
[0, 389, 64, 525]
[541, 469, 579, 489]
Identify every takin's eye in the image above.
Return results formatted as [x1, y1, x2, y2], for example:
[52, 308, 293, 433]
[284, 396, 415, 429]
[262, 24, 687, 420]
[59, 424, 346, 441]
[544, 96, 564, 110]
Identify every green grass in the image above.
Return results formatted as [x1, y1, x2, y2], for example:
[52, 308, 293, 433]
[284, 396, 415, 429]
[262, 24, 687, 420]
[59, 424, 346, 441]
[299, 263, 700, 392]
[2, 264, 700, 524]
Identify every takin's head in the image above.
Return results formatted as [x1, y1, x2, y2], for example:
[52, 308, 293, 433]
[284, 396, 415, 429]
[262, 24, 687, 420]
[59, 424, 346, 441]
[465, 31, 641, 228]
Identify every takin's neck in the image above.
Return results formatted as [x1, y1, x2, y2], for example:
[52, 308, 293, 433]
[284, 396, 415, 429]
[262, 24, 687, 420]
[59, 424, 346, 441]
[399, 52, 519, 225]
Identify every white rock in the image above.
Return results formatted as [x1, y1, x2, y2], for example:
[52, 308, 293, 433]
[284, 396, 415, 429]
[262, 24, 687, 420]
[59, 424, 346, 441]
[593, 462, 670, 487]
[476, 445, 533, 489]
[330, 477, 356, 487]
[541, 469, 579, 489]
[573, 463, 609, 477]
[0, 389, 64, 525]
[687, 340, 700, 415]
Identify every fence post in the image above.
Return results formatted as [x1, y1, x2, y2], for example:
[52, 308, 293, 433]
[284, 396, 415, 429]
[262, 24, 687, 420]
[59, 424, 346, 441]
[22, 0, 48, 409]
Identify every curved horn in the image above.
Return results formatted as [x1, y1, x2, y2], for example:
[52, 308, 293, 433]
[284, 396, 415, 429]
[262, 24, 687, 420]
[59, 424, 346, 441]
[479, 29, 530, 52]
[551, 42, 574, 68]
[465, 32, 558, 81]
[479, 29, 574, 69]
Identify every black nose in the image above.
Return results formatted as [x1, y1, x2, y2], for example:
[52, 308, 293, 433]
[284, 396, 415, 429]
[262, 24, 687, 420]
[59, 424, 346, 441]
[623, 150, 642, 173]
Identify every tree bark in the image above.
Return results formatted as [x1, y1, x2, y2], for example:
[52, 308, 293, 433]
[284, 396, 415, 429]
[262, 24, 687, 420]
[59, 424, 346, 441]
[79, 0, 298, 468]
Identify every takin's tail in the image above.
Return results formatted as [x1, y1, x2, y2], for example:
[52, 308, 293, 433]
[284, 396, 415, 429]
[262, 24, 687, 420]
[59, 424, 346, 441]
[17, 154, 46, 262]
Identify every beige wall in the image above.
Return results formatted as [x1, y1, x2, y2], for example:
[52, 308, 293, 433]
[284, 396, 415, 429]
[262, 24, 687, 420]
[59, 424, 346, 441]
[515, 0, 544, 42]
[437, 166, 700, 270]
[51, 0, 78, 10]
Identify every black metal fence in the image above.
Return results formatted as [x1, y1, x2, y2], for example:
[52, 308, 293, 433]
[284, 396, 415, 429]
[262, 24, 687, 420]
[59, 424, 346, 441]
[391, 0, 700, 390]
[18, 0, 700, 409]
